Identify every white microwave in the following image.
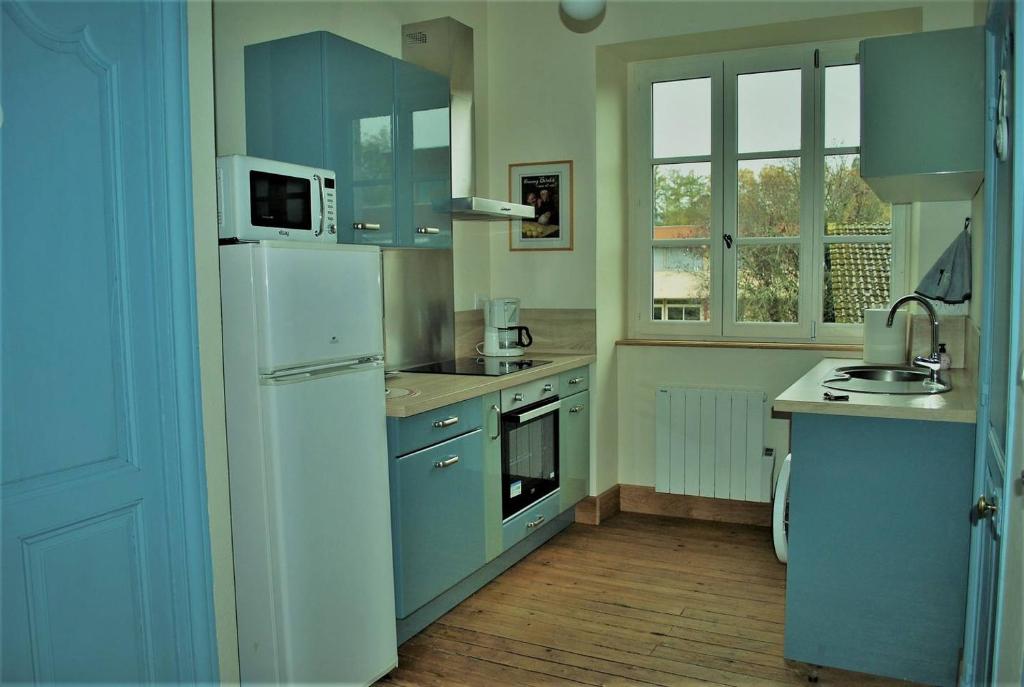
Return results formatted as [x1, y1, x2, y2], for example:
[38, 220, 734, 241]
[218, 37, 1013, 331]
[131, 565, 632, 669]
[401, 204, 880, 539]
[217, 155, 337, 242]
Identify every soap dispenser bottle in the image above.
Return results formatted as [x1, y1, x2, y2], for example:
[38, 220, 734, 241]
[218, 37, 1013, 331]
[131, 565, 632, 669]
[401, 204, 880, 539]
[938, 343, 952, 370]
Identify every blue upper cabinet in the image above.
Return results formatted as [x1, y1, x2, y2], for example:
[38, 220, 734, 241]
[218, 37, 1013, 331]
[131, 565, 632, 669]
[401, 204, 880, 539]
[395, 60, 453, 248]
[324, 35, 397, 246]
[245, 32, 452, 248]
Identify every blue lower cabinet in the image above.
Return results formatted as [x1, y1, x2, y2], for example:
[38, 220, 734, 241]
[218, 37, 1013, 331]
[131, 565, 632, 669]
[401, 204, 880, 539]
[391, 429, 486, 618]
[502, 492, 563, 551]
[785, 413, 975, 686]
[387, 396, 483, 457]
[559, 390, 590, 512]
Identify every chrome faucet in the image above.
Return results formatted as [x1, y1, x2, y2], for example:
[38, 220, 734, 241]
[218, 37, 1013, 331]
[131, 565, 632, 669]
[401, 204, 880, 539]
[886, 294, 942, 382]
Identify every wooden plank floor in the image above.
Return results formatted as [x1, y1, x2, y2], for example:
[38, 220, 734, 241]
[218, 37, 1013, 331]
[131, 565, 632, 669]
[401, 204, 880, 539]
[378, 512, 912, 686]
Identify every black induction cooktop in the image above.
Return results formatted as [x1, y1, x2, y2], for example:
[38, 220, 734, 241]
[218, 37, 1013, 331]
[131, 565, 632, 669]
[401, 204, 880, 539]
[402, 357, 552, 377]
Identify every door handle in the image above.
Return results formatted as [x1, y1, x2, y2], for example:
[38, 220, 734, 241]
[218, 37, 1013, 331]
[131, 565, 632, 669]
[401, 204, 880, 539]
[526, 515, 545, 529]
[416, 226, 440, 235]
[977, 494, 998, 518]
[569, 405, 584, 413]
[432, 416, 459, 428]
[543, 383, 554, 393]
[433, 455, 460, 469]
[353, 222, 381, 231]
[568, 376, 584, 385]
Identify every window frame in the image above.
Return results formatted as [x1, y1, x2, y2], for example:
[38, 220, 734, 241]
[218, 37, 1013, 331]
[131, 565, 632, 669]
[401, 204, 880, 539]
[627, 40, 907, 343]
[629, 55, 723, 338]
[814, 44, 909, 343]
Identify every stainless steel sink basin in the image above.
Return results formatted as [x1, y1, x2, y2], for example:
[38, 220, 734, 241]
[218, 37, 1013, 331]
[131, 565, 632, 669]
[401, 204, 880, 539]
[822, 365, 952, 395]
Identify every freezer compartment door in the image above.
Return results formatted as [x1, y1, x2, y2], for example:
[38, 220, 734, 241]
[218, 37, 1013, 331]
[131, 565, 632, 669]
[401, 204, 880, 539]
[255, 244, 383, 373]
[234, 363, 396, 683]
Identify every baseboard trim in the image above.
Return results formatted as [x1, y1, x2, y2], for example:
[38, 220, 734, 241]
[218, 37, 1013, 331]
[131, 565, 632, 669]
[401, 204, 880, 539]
[574, 484, 620, 525]
[619, 485, 771, 527]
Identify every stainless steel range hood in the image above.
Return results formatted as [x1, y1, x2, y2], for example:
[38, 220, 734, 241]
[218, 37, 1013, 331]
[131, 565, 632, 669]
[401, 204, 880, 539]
[402, 18, 534, 222]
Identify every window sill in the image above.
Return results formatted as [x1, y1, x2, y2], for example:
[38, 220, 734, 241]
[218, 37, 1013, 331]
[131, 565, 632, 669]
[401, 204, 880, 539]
[616, 338, 863, 352]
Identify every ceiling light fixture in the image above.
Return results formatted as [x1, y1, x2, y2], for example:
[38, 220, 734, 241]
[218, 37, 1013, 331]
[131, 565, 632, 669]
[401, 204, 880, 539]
[559, 0, 607, 33]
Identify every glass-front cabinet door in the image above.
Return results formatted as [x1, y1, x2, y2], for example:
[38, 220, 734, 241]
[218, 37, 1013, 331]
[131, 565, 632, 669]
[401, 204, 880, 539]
[395, 61, 452, 248]
[324, 35, 398, 246]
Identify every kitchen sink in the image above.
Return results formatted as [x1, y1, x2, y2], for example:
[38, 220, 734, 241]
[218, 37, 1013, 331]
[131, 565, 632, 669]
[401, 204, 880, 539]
[822, 365, 952, 395]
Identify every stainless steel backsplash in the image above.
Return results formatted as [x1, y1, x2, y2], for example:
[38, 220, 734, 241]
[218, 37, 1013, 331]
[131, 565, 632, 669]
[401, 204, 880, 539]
[382, 248, 455, 371]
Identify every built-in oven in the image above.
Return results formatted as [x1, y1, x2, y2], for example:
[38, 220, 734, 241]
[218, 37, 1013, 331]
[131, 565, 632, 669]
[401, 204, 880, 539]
[501, 397, 560, 520]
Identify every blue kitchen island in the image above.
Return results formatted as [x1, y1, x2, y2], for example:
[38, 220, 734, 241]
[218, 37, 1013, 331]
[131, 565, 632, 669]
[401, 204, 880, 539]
[775, 360, 978, 686]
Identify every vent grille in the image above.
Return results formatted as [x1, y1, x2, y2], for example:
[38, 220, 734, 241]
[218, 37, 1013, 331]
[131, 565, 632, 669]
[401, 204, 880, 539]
[404, 31, 427, 45]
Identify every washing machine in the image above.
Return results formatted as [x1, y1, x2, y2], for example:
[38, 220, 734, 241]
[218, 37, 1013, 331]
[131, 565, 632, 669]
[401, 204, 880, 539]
[772, 453, 791, 563]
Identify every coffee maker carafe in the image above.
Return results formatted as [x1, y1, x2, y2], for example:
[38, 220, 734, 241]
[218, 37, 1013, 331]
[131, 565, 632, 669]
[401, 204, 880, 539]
[483, 298, 533, 357]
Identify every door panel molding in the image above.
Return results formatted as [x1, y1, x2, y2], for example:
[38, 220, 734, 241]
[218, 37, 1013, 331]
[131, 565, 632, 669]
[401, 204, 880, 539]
[1, 0, 218, 681]
[22, 502, 155, 683]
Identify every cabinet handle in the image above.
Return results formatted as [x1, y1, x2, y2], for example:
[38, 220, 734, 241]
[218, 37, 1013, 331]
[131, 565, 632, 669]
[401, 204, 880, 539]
[526, 515, 545, 529]
[432, 416, 459, 428]
[543, 383, 553, 392]
[513, 392, 524, 402]
[416, 226, 440, 234]
[568, 376, 584, 385]
[569, 405, 584, 413]
[433, 455, 460, 469]
[353, 222, 381, 231]
[489, 404, 500, 440]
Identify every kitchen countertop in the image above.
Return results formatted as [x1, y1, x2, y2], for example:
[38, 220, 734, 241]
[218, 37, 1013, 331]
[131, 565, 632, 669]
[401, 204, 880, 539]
[385, 353, 596, 418]
[773, 358, 977, 424]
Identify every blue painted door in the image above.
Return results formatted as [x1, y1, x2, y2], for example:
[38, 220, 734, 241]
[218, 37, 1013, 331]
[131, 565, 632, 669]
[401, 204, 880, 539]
[1, 2, 217, 682]
[395, 60, 452, 248]
[963, 2, 1016, 682]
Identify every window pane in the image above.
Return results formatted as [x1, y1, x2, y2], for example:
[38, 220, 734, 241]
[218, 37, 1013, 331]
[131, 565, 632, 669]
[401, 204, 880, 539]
[653, 78, 712, 158]
[823, 243, 892, 324]
[825, 155, 891, 235]
[736, 244, 799, 322]
[654, 162, 711, 238]
[825, 64, 860, 148]
[737, 158, 800, 237]
[653, 246, 710, 322]
[738, 69, 801, 153]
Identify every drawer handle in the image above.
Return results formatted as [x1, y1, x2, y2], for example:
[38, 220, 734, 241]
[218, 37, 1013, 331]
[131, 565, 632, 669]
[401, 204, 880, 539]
[432, 416, 459, 428]
[433, 455, 460, 469]
[513, 392, 525, 402]
[526, 515, 545, 529]
[353, 222, 381, 231]
[568, 377, 584, 385]
[569, 405, 584, 413]
[416, 226, 440, 234]
[543, 383, 554, 392]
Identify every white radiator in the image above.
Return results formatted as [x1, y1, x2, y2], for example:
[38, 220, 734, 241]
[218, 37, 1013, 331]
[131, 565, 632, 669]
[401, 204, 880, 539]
[655, 387, 771, 502]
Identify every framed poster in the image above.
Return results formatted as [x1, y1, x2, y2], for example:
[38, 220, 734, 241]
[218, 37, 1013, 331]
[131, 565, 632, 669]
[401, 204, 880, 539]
[508, 160, 574, 251]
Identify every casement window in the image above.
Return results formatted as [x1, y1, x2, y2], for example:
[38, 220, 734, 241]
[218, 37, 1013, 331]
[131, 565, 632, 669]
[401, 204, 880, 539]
[628, 42, 906, 342]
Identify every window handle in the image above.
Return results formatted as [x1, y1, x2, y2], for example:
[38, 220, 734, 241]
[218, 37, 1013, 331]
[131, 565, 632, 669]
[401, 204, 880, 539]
[723, 234, 734, 249]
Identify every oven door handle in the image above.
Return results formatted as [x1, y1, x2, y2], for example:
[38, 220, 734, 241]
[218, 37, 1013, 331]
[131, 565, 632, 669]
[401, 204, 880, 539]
[507, 399, 561, 424]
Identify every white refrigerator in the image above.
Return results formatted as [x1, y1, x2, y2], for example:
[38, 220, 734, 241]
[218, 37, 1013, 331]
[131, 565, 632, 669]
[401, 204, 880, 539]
[220, 241, 397, 685]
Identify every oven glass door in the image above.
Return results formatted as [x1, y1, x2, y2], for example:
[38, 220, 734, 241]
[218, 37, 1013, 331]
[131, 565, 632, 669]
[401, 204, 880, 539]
[249, 170, 312, 230]
[501, 399, 559, 520]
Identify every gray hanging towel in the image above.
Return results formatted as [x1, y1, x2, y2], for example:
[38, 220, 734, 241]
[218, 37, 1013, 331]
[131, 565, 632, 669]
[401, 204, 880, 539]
[915, 219, 972, 304]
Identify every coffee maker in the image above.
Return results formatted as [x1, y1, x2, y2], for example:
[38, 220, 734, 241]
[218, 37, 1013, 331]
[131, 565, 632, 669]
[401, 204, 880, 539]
[483, 298, 533, 357]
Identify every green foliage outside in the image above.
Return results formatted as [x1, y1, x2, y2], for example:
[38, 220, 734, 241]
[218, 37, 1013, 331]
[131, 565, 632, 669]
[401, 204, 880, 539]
[653, 155, 890, 324]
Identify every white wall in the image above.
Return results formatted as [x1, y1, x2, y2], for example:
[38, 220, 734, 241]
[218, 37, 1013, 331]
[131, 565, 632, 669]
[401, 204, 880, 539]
[187, 3, 239, 683]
